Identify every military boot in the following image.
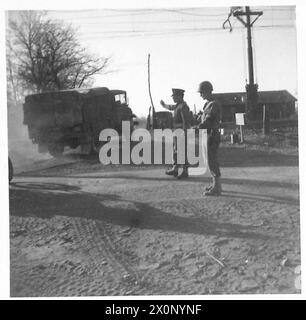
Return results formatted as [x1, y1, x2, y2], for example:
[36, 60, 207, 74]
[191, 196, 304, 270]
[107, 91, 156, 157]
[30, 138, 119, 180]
[204, 178, 214, 191]
[204, 177, 222, 196]
[165, 165, 178, 177]
[177, 166, 189, 179]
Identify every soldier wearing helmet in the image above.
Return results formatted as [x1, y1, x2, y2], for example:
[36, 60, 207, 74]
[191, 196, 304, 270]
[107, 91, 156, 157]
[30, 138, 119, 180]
[198, 81, 222, 196]
[160, 88, 191, 179]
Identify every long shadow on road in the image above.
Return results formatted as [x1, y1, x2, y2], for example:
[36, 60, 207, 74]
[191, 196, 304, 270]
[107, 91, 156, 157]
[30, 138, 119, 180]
[20, 174, 298, 200]
[10, 182, 273, 241]
[62, 175, 299, 191]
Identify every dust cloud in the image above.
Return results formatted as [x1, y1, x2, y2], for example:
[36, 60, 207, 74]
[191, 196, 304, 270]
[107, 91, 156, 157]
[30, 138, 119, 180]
[7, 101, 51, 174]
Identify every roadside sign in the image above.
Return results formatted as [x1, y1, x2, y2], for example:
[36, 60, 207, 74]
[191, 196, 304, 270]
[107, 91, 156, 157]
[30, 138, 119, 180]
[235, 113, 245, 143]
[235, 113, 245, 126]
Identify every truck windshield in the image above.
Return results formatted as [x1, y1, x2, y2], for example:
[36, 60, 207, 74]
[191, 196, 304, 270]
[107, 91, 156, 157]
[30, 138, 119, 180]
[114, 93, 126, 105]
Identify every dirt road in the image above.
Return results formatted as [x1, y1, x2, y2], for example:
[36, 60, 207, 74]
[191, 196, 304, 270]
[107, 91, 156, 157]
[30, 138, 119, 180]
[9, 148, 300, 296]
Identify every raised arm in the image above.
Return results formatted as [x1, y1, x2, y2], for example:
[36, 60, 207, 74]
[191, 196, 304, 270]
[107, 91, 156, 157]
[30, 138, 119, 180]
[160, 100, 176, 111]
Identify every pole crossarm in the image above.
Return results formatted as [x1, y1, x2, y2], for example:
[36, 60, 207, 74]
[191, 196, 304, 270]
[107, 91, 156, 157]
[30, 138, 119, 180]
[250, 13, 263, 27]
[235, 15, 247, 27]
[233, 10, 263, 27]
[233, 11, 263, 16]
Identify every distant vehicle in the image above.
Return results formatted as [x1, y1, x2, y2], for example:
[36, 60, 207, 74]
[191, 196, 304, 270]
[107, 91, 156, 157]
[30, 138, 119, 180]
[23, 87, 136, 157]
[146, 109, 173, 130]
[146, 109, 198, 130]
[8, 157, 13, 183]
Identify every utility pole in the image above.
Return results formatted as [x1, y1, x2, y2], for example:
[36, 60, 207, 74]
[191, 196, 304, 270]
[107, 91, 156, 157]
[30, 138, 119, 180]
[228, 6, 263, 120]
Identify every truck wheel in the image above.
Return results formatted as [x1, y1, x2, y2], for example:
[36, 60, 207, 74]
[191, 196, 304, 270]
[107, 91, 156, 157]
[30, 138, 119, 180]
[48, 144, 64, 157]
[92, 138, 103, 154]
[9, 157, 13, 183]
[69, 139, 79, 149]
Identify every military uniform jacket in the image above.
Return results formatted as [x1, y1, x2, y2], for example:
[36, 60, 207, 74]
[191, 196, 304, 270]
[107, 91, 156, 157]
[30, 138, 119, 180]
[166, 101, 191, 129]
[199, 100, 221, 131]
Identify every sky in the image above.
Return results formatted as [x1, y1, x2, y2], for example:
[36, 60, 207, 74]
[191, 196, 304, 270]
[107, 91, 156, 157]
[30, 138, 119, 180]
[45, 6, 297, 117]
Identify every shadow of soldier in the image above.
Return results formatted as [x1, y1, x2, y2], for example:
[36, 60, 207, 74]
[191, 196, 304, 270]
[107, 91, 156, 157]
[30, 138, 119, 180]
[10, 181, 271, 240]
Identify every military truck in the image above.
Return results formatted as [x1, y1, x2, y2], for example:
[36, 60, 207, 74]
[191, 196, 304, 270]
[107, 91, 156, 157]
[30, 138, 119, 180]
[23, 87, 136, 157]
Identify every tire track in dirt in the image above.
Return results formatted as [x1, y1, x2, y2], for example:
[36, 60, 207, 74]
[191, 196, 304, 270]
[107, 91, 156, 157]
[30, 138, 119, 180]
[10, 215, 145, 296]
[48, 217, 149, 296]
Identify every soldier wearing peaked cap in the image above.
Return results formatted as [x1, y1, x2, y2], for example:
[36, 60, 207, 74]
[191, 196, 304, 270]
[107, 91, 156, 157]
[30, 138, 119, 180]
[172, 88, 185, 95]
[197, 81, 222, 196]
[160, 88, 191, 179]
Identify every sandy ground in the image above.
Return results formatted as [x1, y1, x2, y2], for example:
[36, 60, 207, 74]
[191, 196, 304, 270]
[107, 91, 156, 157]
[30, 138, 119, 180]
[9, 146, 300, 297]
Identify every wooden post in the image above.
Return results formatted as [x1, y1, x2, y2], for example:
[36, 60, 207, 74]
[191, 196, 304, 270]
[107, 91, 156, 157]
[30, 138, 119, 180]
[263, 104, 266, 136]
[148, 54, 155, 129]
[240, 125, 244, 143]
[263, 104, 270, 135]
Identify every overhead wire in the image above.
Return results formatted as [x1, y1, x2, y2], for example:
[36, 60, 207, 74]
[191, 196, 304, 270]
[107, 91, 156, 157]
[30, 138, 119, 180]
[46, 8, 297, 42]
[59, 18, 232, 25]
[76, 24, 295, 40]
[48, 7, 295, 21]
[48, 10, 228, 20]
[50, 7, 295, 13]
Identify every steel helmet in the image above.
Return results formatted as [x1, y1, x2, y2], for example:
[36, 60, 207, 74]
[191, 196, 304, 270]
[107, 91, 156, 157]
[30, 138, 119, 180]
[198, 81, 213, 93]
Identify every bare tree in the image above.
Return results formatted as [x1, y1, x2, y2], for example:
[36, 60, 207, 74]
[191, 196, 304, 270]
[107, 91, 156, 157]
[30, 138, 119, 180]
[6, 47, 19, 105]
[7, 11, 110, 93]
[6, 26, 25, 105]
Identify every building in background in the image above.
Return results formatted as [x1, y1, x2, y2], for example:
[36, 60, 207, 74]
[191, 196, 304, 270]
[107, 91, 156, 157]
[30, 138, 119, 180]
[214, 90, 297, 123]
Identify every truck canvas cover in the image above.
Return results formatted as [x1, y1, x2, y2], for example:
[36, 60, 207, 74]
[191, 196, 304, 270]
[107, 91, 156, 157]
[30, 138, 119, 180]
[23, 87, 114, 132]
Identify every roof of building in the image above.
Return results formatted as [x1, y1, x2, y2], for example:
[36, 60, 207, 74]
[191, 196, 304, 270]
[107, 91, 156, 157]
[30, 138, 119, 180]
[212, 90, 297, 105]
